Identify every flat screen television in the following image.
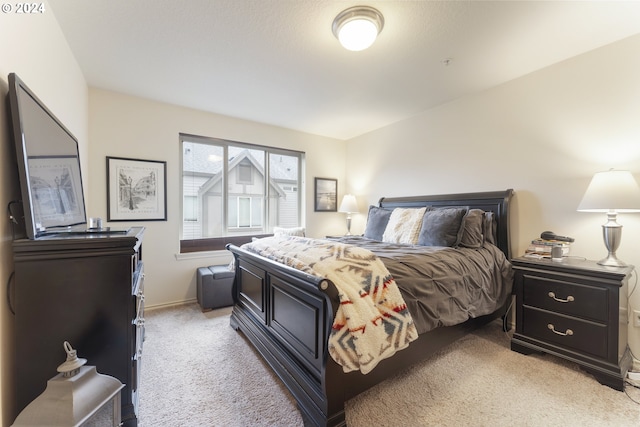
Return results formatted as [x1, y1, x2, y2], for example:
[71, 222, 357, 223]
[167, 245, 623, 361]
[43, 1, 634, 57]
[7, 73, 88, 239]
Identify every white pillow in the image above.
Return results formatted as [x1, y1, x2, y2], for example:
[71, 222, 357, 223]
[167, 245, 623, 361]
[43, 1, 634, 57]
[382, 207, 426, 244]
[273, 226, 306, 237]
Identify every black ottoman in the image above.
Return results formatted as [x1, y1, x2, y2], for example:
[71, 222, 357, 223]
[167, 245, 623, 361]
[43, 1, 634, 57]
[196, 265, 235, 311]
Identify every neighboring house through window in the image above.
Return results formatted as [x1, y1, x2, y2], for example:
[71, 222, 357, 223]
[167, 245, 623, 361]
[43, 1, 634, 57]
[180, 134, 304, 252]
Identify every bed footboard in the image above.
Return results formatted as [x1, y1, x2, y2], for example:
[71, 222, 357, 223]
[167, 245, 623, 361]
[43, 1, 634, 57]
[227, 243, 346, 427]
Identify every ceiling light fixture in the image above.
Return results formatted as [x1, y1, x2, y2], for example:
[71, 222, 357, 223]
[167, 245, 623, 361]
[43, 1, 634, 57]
[332, 6, 384, 51]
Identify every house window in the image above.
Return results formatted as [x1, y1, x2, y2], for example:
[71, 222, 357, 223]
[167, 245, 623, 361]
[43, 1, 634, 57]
[183, 196, 198, 221]
[180, 134, 304, 252]
[231, 196, 262, 228]
[237, 162, 252, 184]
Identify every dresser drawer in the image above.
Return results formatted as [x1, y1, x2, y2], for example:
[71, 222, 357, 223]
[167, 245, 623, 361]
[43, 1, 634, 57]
[521, 274, 608, 322]
[522, 307, 608, 359]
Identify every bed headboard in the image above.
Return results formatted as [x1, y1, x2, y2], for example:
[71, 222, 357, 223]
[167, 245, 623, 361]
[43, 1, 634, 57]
[378, 189, 514, 259]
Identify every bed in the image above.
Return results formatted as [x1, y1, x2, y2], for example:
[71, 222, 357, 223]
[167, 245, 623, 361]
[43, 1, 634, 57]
[226, 189, 514, 427]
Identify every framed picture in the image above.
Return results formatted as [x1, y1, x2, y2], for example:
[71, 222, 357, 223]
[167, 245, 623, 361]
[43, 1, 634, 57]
[27, 155, 86, 228]
[314, 177, 337, 212]
[107, 156, 167, 221]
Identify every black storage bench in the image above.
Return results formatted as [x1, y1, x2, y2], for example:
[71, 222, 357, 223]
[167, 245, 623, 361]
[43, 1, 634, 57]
[196, 265, 235, 311]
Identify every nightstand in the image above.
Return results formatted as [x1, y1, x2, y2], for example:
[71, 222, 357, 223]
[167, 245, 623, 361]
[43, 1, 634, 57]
[510, 256, 633, 391]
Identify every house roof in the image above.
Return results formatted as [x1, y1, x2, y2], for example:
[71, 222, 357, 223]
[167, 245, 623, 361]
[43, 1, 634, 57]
[49, 0, 640, 140]
[183, 142, 298, 182]
[193, 148, 288, 198]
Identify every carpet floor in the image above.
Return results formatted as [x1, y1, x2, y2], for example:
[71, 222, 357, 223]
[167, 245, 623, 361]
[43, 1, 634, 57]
[139, 303, 640, 426]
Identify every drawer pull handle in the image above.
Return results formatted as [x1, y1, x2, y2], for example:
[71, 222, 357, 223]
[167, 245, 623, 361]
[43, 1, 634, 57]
[548, 323, 573, 336]
[548, 292, 574, 303]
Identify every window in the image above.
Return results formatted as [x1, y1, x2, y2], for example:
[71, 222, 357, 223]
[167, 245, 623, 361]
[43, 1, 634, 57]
[231, 196, 262, 228]
[183, 196, 198, 221]
[180, 134, 304, 252]
[237, 162, 253, 184]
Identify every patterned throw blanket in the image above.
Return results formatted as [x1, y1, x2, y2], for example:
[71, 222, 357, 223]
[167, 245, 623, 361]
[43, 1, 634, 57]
[242, 236, 418, 374]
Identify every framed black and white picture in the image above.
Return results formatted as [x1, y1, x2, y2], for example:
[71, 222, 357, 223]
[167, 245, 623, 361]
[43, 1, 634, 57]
[314, 177, 337, 212]
[27, 155, 86, 227]
[107, 156, 167, 221]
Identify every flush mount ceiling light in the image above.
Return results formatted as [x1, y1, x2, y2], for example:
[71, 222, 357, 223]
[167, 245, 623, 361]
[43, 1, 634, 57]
[332, 6, 384, 51]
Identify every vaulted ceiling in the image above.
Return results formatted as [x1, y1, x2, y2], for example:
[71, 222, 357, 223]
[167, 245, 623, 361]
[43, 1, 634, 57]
[49, 0, 640, 140]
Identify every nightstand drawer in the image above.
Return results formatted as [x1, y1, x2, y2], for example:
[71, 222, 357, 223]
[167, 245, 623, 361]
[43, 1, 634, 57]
[522, 307, 608, 359]
[522, 274, 608, 322]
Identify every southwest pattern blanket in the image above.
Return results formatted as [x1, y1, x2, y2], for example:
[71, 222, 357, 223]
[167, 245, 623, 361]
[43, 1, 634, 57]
[242, 236, 418, 374]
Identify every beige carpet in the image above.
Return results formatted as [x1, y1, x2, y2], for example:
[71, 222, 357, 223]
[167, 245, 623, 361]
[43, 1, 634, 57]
[139, 303, 640, 426]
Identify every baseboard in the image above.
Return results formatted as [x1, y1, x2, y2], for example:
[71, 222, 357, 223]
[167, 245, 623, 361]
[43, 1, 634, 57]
[146, 298, 197, 312]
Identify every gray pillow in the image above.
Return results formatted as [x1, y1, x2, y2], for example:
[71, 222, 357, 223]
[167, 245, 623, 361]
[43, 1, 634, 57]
[363, 206, 392, 241]
[459, 209, 485, 248]
[483, 211, 496, 245]
[417, 207, 467, 247]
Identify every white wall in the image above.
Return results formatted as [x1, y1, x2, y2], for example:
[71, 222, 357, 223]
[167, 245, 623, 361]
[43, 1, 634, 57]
[87, 89, 346, 308]
[0, 2, 88, 424]
[345, 34, 640, 366]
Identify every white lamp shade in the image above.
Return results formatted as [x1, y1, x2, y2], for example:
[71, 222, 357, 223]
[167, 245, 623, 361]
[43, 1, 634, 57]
[339, 194, 359, 213]
[577, 170, 640, 212]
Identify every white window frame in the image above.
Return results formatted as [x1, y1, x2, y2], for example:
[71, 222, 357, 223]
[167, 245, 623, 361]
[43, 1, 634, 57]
[180, 133, 305, 252]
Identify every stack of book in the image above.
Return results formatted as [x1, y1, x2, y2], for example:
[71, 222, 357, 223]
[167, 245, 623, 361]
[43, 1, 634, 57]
[524, 238, 572, 259]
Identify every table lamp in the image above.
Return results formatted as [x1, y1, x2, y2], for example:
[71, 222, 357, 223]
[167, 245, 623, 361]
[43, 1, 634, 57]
[338, 194, 359, 235]
[577, 169, 640, 267]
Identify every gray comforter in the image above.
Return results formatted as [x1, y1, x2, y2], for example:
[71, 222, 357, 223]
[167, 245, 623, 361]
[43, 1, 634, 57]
[327, 236, 514, 335]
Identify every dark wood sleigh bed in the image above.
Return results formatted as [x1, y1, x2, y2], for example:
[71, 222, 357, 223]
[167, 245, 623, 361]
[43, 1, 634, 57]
[226, 189, 514, 427]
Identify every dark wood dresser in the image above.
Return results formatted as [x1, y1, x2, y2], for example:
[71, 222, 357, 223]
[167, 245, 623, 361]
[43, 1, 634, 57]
[12, 227, 145, 426]
[510, 256, 633, 390]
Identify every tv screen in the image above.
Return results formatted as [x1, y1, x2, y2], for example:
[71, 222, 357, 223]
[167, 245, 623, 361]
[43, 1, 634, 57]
[7, 73, 87, 239]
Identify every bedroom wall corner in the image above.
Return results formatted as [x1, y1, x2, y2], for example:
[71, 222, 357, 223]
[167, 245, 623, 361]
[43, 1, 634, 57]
[0, 2, 89, 425]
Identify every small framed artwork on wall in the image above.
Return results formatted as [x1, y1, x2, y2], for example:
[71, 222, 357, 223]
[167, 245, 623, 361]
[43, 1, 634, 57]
[314, 177, 337, 212]
[107, 156, 167, 221]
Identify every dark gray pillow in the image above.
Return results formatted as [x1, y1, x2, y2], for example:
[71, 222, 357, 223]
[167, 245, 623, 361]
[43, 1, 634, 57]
[363, 206, 392, 241]
[459, 209, 485, 248]
[483, 211, 496, 245]
[417, 207, 468, 247]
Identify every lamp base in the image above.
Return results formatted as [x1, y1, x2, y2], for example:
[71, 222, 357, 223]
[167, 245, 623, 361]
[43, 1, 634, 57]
[597, 254, 628, 267]
[599, 215, 626, 267]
